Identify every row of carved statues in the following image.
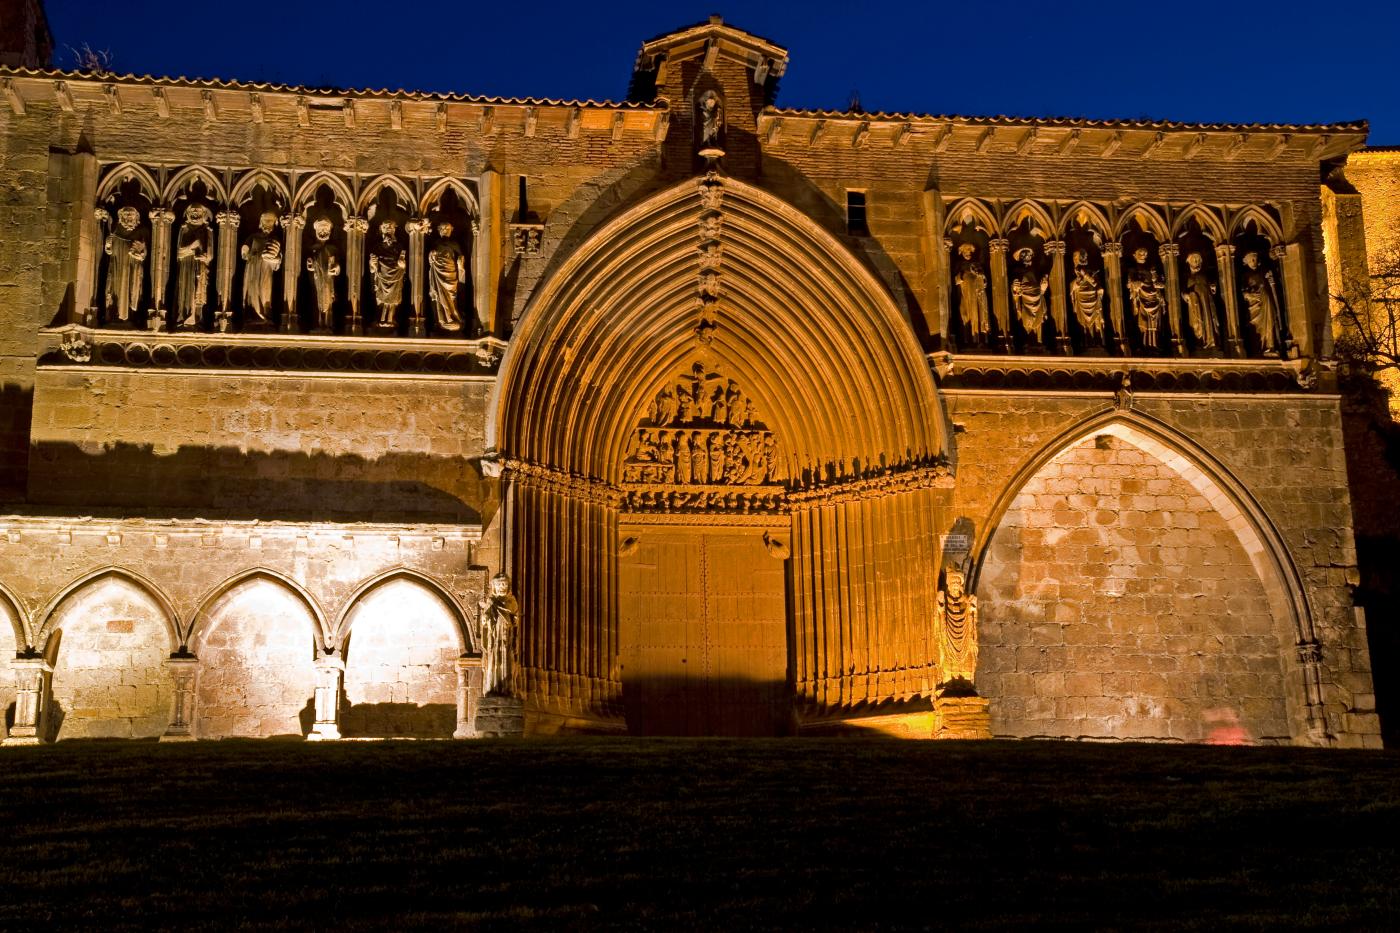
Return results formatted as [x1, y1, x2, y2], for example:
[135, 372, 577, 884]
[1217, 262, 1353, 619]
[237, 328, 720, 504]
[622, 428, 779, 486]
[97, 201, 477, 337]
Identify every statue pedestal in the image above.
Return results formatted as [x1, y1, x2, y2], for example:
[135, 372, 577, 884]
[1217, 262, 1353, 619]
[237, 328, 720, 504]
[475, 695, 525, 737]
[933, 692, 991, 740]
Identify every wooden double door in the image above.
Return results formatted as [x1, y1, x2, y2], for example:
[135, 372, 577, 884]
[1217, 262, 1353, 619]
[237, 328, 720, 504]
[618, 526, 789, 736]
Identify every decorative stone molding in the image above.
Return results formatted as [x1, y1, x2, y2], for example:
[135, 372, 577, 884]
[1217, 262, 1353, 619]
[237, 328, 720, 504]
[936, 352, 1316, 394]
[509, 222, 544, 256]
[786, 459, 954, 508]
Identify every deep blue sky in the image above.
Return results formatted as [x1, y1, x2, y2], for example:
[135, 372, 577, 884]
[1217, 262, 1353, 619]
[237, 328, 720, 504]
[44, 0, 1400, 142]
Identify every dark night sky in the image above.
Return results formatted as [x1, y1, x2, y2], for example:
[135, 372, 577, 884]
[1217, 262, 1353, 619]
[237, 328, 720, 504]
[42, 0, 1400, 142]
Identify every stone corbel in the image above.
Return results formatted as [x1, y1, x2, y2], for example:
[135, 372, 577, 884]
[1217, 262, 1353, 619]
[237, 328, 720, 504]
[1045, 240, 1070, 353]
[149, 207, 176, 323]
[1214, 242, 1243, 357]
[161, 654, 199, 742]
[1158, 242, 1185, 356]
[308, 651, 344, 741]
[988, 238, 1012, 353]
[214, 210, 241, 332]
[1102, 242, 1128, 355]
[279, 214, 305, 335]
[3, 656, 53, 745]
[343, 216, 368, 336]
[454, 655, 484, 739]
[406, 217, 431, 338]
[509, 222, 544, 257]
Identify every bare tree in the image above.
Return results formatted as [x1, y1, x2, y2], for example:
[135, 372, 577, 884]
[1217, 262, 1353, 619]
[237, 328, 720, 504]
[1333, 242, 1400, 383]
[64, 43, 114, 77]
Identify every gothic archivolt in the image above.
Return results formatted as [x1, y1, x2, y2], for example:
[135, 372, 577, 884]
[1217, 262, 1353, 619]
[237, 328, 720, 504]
[89, 162, 482, 339]
[943, 197, 1294, 359]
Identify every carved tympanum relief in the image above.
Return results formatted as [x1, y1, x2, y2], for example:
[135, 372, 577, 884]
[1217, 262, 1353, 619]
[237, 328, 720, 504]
[621, 362, 783, 514]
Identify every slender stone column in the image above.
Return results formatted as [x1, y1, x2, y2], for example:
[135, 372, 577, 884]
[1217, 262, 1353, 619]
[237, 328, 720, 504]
[279, 213, 305, 334]
[4, 657, 52, 745]
[988, 238, 1012, 352]
[85, 207, 110, 326]
[148, 207, 175, 327]
[1275, 243, 1308, 357]
[475, 169, 502, 336]
[919, 190, 950, 349]
[1046, 240, 1070, 353]
[343, 216, 368, 336]
[308, 652, 344, 741]
[454, 655, 484, 739]
[214, 210, 240, 333]
[406, 217, 431, 338]
[1297, 640, 1331, 746]
[161, 654, 199, 742]
[1215, 243, 1243, 357]
[1159, 242, 1184, 355]
[1101, 242, 1128, 355]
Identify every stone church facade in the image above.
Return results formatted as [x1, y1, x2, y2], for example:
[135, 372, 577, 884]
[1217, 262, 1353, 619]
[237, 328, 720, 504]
[0, 18, 1382, 745]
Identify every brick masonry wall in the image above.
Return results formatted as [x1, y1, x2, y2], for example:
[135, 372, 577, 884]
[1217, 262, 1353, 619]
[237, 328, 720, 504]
[978, 435, 1289, 742]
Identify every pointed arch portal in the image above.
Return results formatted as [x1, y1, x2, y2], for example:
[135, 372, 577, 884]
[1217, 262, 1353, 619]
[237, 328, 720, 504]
[493, 175, 952, 733]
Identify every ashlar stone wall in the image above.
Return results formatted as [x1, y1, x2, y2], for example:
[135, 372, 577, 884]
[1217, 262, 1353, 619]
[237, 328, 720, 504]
[978, 434, 1289, 742]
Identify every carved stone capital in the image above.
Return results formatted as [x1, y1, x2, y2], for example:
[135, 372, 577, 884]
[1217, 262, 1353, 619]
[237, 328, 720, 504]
[1158, 242, 1180, 260]
[405, 217, 432, 237]
[1044, 239, 1067, 256]
[94, 206, 111, 226]
[1214, 243, 1237, 260]
[281, 214, 306, 231]
[1269, 244, 1288, 262]
[215, 210, 241, 228]
[510, 222, 544, 257]
[344, 216, 369, 235]
[1101, 241, 1123, 257]
[988, 238, 1010, 254]
[149, 207, 175, 226]
[1296, 640, 1323, 665]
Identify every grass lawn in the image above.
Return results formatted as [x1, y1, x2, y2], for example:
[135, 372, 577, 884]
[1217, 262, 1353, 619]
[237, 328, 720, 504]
[1, 739, 1397, 930]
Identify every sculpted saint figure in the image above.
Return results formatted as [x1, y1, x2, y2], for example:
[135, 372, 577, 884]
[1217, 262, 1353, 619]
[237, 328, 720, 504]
[1069, 249, 1105, 342]
[936, 569, 978, 686]
[652, 386, 679, 426]
[692, 431, 709, 483]
[305, 217, 341, 332]
[698, 89, 724, 153]
[675, 432, 693, 484]
[1240, 251, 1282, 355]
[104, 206, 148, 326]
[1010, 247, 1049, 340]
[476, 573, 519, 697]
[240, 211, 283, 326]
[1126, 247, 1165, 350]
[954, 242, 990, 344]
[1182, 251, 1219, 350]
[176, 203, 214, 328]
[369, 219, 407, 329]
[427, 220, 466, 332]
[708, 433, 726, 483]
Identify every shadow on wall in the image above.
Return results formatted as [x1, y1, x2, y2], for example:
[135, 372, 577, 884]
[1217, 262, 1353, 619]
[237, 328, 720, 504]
[27, 440, 491, 524]
[621, 675, 794, 737]
[0, 383, 33, 502]
[341, 702, 455, 739]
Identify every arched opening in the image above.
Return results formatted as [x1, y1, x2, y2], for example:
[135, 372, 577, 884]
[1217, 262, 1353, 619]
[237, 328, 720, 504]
[492, 175, 950, 734]
[190, 572, 321, 738]
[339, 574, 465, 738]
[42, 571, 176, 740]
[974, 416, 1301, 744]
[0, 590, 21, 737]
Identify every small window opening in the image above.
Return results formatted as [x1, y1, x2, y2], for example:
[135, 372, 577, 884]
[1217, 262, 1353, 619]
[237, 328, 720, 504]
[846, 191, 868, 236]
[517, 176, 529, 222]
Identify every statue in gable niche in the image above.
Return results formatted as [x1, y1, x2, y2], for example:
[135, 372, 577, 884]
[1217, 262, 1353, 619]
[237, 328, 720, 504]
[1182, 251, 1219, 350]
[1010, 247, 1049, 340]
[476, 573, 519, 697]
[305, 217, 342, 332]
[1126, 246, 1165, 350]
[936, 568, 978, 686]
[1240, 250, 1282, 355]
[1069, 249, 1105, 342]
[954, 242, 990, 344]
[240, 211, 282, 326]
[176, 203, 214, 328]
[369, 218, 407, 329]
[427, 220, 466, 333]
[697, 89, 724, 157]
[104, 205, 148, 326]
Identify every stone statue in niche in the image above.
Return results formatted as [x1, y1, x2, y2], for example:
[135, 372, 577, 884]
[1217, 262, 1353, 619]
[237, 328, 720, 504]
[240, 211, 282, 327]
[697, 89, 724, 157]
[1069, 249, 1105, 342]
[175, 203, 214, 329]
[1126, 246, 1165, 350]
[305, 217, 341, 332]
[675, 432, 693, 484]
[936, 568, 978, 685]
[954, 242, 990, 344]
[1010, 247, 1049, 341]
[1182, 251, 1219, 350]
[427, 220, 466, 333]
[476, 573, 519, 697]
[369, 219, 407, 330]
[1240, 251, 1282, 355]
[104, 205, 148, 326]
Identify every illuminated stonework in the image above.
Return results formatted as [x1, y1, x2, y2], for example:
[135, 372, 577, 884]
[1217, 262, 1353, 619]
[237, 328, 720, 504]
[0, 18, 1382, 745]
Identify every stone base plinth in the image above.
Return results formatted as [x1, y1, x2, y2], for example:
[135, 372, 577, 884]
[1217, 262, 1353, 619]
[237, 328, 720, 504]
[158, 733, 197, 743]
[2, 735, 43, 746]
[934, 693, 991, 739]
[475, 695, 525, 737]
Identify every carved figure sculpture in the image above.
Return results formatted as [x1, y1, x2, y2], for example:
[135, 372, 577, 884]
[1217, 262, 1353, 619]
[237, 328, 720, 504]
[1069, 249, 1105, 341]
[936, 569, 978, 685]
[240, 211, 282, 325]
[427, 220, 466, 332]
[476, 573, 519, 697]
[708, 433, 725, 483]
[954, 242, 990, 344]
[1182, 251, 1219, 350]
[104, 206, 148, 325]
[1010, 247, 1049, 340]
[675, 433, 693, 484]
[692, 431, 709, 483]
[305, 217, 341, 332]
[369, 219, 407, 328]
[175, 203, 214, 328]
[697, 89, 724, 155]
[1126, 246, 1165, 350]
[1240, 251, 1282, 355]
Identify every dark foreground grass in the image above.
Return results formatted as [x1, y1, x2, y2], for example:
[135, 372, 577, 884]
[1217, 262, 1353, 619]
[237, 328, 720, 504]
[1, 739, 1398, 931]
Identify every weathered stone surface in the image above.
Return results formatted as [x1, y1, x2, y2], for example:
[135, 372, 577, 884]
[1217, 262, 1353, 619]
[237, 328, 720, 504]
[474, 695, 524, 737]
